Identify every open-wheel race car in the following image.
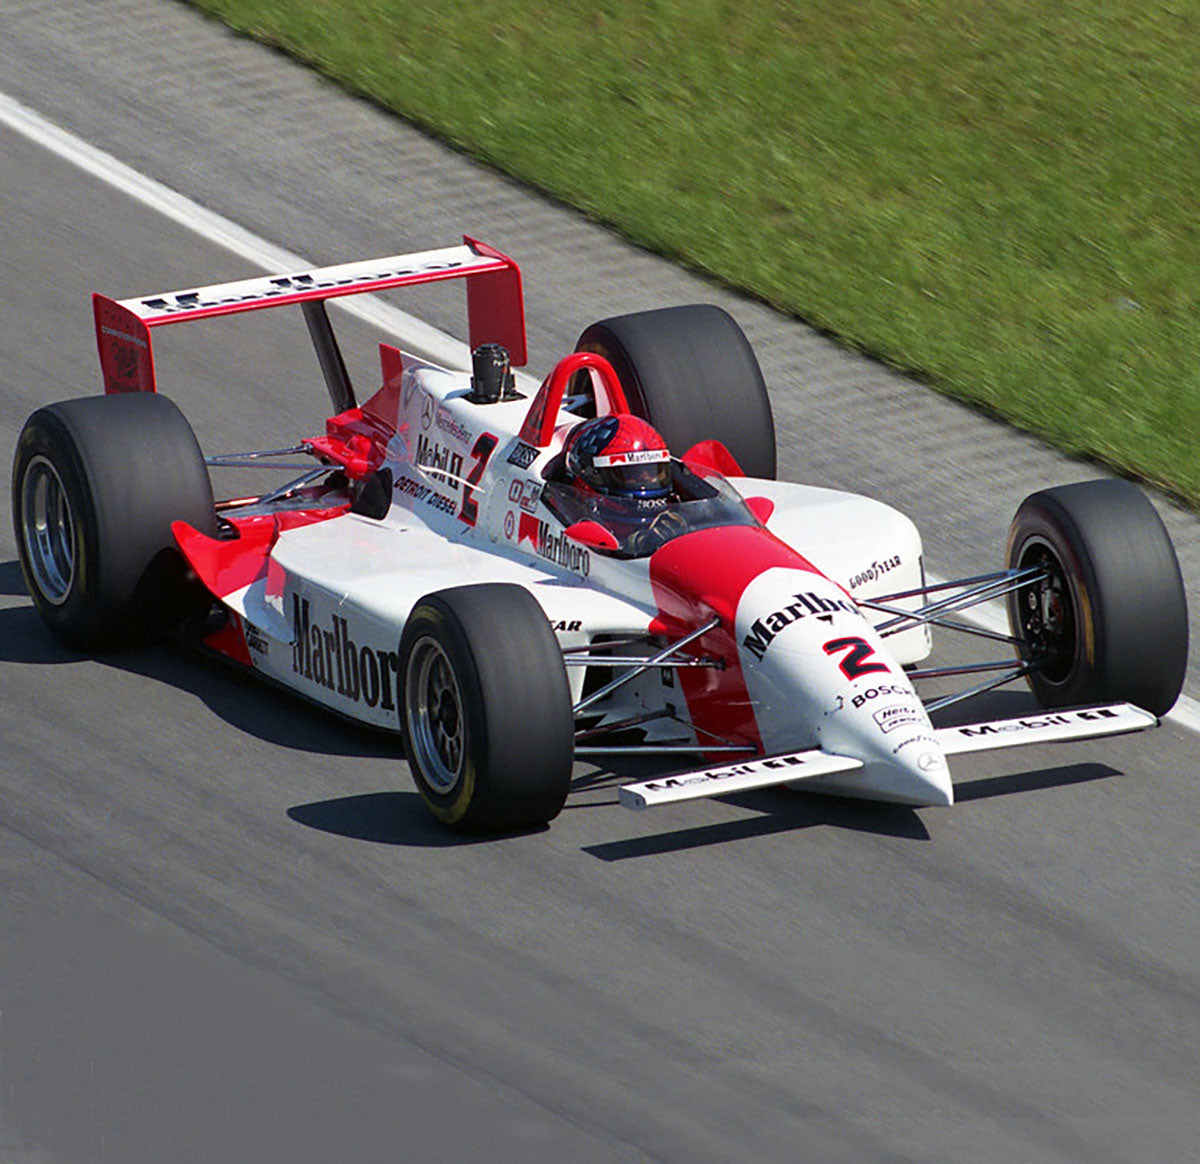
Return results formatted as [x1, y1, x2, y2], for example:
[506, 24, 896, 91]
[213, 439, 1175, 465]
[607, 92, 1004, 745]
[13, 239, 1190, 832]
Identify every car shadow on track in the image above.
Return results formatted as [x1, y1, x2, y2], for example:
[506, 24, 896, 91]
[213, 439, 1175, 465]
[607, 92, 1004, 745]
[954, 761, 1122, 802]
[0, 602, 84, 665]
[142, 646, 403, 759]
[286, 791, 511, 847]
[582, 791, 932, 860]
[924, 686, 1040, 725]
[580, 756, 1125, 860]
[0, 585, 399, 759]
[0, 558, 29, 596]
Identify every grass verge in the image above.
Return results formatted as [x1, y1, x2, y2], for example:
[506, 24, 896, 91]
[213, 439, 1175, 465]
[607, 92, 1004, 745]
[187, 0, 1200, 504]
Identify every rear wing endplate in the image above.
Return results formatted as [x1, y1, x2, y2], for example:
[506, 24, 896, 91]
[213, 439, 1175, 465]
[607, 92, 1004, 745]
[93, 236, 525, 395]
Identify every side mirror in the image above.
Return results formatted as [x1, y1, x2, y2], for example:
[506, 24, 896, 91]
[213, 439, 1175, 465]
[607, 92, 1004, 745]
[564, 520, 620, 551]
[744, 496, 775, 524]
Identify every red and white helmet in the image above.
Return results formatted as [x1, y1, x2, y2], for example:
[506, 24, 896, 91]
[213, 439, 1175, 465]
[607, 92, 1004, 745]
[564, 414, 672, 499]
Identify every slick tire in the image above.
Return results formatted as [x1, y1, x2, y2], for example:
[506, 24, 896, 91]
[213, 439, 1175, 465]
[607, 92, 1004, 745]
[399, 583, 575, 832]
[12, 393, 216, 650]
[575, 304, 777, 479]
[1005, 479, 1188, 715]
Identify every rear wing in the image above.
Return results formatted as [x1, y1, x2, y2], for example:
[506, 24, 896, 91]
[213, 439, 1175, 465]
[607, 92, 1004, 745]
[93, 236, 526, 398]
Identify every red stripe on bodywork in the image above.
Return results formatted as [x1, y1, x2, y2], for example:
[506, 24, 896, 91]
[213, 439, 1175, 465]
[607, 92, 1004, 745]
[173, 507, 347, 600]
[363, 343, 405, 430]
[203, 612, 253, 667]
[649, 525, 822, 755]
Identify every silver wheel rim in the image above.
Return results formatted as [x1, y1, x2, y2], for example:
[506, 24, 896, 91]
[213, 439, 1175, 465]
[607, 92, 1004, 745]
[21, 456, 76, 606]
[405, 636, 466, 793]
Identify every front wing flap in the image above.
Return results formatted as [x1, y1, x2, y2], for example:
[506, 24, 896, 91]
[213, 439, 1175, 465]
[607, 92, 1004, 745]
[619, 750, 864, 809]
[935, 702, 1157, 755]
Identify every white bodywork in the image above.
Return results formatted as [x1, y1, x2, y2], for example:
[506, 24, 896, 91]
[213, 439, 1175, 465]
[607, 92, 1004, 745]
[205, 357, 1155, 812]
[224, 362, 933, 757]
[98, 242, 1154, 818]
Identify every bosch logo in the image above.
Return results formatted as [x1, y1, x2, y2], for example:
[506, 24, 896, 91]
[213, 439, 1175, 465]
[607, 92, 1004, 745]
[851, 684, 909, 710]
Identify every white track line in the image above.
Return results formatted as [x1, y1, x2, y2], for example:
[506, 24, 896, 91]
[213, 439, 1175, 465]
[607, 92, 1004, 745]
[4, 88, 1198, 734]
[0, 90, 477, 374]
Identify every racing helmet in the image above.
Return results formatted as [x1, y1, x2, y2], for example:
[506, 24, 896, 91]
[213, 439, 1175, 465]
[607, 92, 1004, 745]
[564, 414, 672, 500]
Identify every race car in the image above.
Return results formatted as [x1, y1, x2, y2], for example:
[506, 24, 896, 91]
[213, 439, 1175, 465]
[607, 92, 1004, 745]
[12, 238, 1190, 832]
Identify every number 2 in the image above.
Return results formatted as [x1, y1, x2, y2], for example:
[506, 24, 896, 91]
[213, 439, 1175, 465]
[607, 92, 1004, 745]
[823, 636, 889, 680]
[458, 433, 498, 526]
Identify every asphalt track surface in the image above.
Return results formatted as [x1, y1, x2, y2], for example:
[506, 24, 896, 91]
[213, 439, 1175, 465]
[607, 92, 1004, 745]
[1, 4, 1198, 1161]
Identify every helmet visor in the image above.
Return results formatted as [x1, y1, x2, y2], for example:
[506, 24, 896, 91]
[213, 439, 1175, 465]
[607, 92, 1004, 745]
[601, 458, 671, 497]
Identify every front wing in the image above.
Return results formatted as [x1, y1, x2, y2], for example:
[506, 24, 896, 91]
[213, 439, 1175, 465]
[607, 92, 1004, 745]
[619, 702, 1157, 809]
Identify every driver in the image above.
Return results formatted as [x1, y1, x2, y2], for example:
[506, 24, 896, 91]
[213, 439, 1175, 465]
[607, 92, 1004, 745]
[562, 414, 672, 517]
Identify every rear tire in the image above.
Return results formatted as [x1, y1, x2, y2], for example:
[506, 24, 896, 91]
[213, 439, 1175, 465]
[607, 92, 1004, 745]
[399, 583, 575, 832]
[1005, 479, 1188, 715]
[12, 393, 216, 650]
[576, 304, 777, 479]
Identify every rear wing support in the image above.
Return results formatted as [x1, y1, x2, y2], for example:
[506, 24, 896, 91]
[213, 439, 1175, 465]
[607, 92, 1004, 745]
[302, 300, 355, 413]
[92, 237, 526, 405]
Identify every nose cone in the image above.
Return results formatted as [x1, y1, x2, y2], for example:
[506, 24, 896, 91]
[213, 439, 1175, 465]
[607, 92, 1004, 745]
[807, 679, 954, 807]
[786, 741, 954, 807]
[725, 564, 957, 809]
[800, 721, 954, 806]
[875, 742, 955, 807]
[919, 753, 955, 806]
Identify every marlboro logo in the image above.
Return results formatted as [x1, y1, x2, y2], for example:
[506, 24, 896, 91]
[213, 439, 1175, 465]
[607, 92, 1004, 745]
[291, 596, 400, 710]
[742, 591, 859, 660]
[518, 515, 590, 575]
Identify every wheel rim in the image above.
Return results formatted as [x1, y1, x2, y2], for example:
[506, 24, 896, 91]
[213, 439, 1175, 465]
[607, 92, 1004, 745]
[21, 456, 76, 606]
[1016, 540, 1076, 683]
[405, 636, 466, 793]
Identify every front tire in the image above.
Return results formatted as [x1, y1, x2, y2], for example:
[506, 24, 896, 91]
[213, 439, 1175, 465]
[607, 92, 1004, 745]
[576, 304, 777, 479]
[1006, 479, 1188, 715]
[399, 584, 575, 832]
[12, 393, 216, 650]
